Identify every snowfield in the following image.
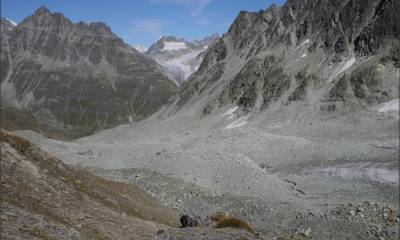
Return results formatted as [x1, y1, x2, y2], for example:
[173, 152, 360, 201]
[156, 48, 204, 81]
[162, 41, 187, 51]
[310, 161, 399, 186]
[222, 106, 238, 119]
[132, 45, 147, 53]
[374, 99, 399, 113]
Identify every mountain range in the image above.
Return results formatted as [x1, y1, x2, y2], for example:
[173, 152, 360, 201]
[2, 1, 400, 239]
[0, 7, 177, 139]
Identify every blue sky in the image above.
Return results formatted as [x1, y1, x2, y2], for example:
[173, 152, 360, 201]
[2, 0, 286, 48]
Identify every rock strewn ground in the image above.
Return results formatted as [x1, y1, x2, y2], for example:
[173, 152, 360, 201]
[0, 130, 180, 240]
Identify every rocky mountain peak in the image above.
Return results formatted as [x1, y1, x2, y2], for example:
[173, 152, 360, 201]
[34, 5, 51, 15]
[19, 6, 72, 31]
[159, 36, 184, 42]
[196, 33, 220, 46]
[88, 21, 112, 34]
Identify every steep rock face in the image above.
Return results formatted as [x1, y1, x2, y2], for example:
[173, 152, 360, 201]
[147, 34, 219, 84]
[0, 7, 177, 138]
[0, 18, 15, 84]
[169, 0, 399, 115]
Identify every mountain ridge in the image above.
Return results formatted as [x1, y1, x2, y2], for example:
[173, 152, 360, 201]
[0, 6, 177, 139]
[166, 0, 399, 117]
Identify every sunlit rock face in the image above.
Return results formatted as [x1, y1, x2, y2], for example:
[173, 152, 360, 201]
[170, 0, 399, 115]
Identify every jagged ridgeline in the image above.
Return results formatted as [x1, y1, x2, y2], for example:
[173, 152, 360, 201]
[171, 0, 399, 115]
[0, 7, 177, 139]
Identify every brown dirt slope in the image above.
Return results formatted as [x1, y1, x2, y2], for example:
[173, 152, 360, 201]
[0, 130, 180, 240]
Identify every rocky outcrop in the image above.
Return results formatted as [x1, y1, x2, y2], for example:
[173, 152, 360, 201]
[169, 0, 399, 115]
[0, 7, 177, 138]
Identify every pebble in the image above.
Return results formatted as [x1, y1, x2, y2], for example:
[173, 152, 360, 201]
[349, 210, 355, 216]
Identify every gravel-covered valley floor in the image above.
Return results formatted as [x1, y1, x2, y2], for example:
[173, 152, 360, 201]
[15, 103, 399, 239]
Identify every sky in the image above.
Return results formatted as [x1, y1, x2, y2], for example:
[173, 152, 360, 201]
[2, 0, 286, 48]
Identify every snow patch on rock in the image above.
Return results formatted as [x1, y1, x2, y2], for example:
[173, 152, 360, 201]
[133, 45, 147, 53]
[224, 116, 248, 129]
[335, 57, 356, 77]
[328, 56, 357, 82]
[373, 99, 399, 113]
[296, 39, 310, 49]
[6, 18, 17, 26]
[222, 106, 238, 119]
[296, 52, 307, 61]
[313, 162, 399, 186]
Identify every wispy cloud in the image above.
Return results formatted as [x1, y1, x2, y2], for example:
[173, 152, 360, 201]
[149, 0, 214, 16]
[131, 19, 169, 35]
[194, 19, 210, 26]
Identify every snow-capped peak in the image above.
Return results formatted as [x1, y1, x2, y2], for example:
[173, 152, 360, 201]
[5, 18, 17, 26]
[133, 45, 148, 53]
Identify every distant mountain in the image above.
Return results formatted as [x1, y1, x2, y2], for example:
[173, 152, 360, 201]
[132, 44, 147, 53]
[1, 17, 16, 33]
[0, 7, 177, 139]
[5, 18, 17, 26]
[147, 34, 219, 85]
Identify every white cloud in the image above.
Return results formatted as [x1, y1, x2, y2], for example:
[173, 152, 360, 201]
[149, 0, 214, 16]
[131, 19, 169, 35]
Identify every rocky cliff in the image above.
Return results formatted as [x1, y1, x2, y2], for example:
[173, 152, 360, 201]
[0, 7, 177, 139]
[170, 0, 399, 116]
